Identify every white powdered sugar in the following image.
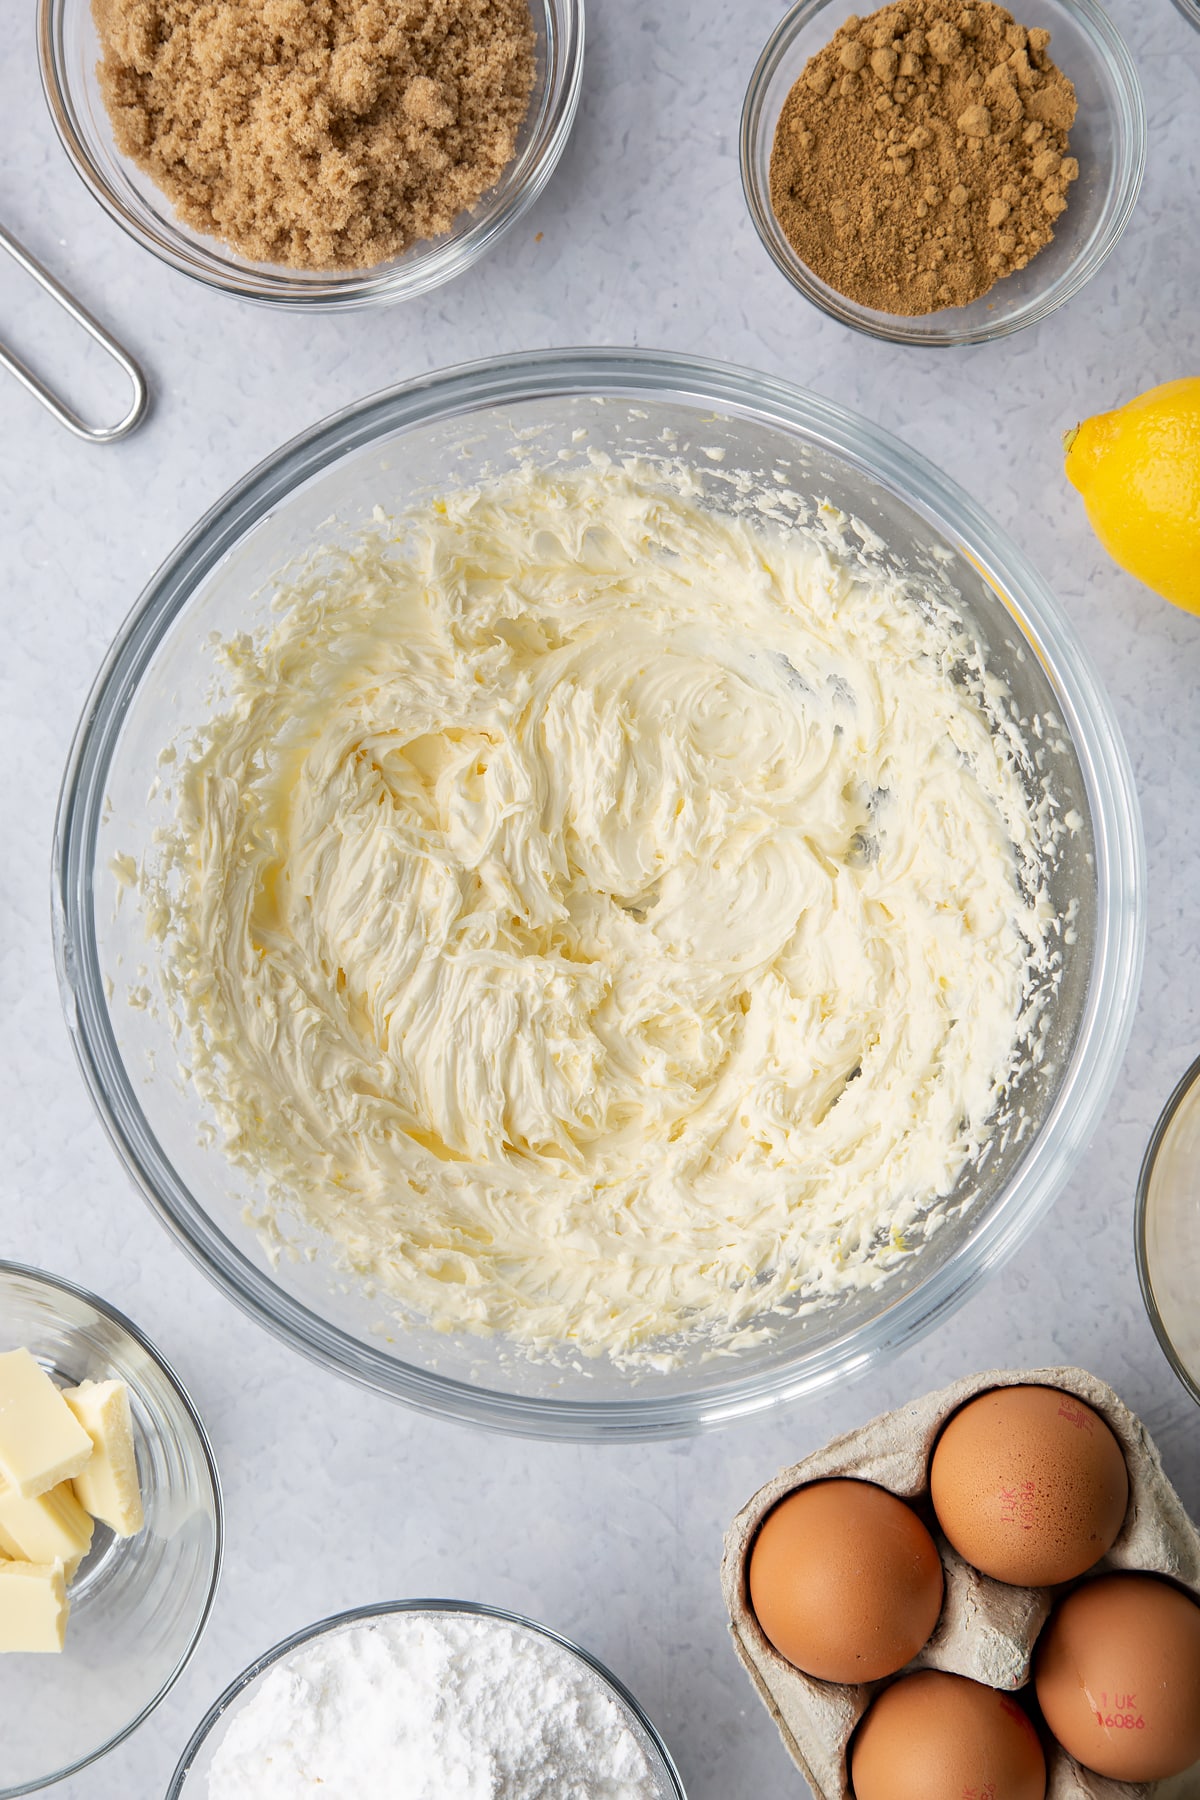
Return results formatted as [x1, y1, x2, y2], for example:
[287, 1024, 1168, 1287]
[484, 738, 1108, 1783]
[205, 1611, 666, 1799]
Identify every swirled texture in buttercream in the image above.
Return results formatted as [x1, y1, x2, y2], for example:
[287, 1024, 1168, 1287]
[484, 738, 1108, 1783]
[143, 464, 1058, 1361]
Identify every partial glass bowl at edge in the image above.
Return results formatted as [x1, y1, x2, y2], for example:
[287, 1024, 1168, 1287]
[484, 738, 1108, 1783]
[0, 1263, 221, 1800]
[741, 0, 1145, 346]
[37, 0, 584, 309]
[1137, 1052, 1200, 1410]
[165, 1600, 686, 1798]
[54, 347, 1146, 1441]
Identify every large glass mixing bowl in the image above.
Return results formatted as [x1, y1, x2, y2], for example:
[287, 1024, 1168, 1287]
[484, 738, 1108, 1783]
[54, 349, 1145, 1439]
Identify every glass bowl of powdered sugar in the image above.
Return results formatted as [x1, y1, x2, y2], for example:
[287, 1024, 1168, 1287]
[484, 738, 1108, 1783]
[165, 1599, 687, 1800]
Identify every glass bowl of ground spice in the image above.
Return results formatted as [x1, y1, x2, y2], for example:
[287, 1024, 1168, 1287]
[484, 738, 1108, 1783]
[741, 0, 1144, 345]
[38, 0, 583, 309]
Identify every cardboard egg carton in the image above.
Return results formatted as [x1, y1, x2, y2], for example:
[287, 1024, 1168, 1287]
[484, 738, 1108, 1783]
[721, 1366, 1200, 1800]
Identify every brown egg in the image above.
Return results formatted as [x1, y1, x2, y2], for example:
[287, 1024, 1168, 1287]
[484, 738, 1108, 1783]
[929, 1385, 1129, 1585]
[747, 1478, 943, 1684]
[851, 1671, 1046, 1800]
[1034, 1573, 1200, 1780]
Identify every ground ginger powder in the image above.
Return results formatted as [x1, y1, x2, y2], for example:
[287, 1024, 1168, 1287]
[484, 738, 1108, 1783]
[92, 0, 537, 270]
[769, 1, 1078, 315]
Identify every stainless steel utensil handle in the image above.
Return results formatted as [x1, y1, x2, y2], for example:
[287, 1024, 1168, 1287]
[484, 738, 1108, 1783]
[0, 222, 148, 444]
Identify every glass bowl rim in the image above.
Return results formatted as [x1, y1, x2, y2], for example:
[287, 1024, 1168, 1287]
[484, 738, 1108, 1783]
[163, 1596, 688, 1799]
[1134, 1050, 1200, 1411]
[0, 1257, 224, 1799]
[53, 344, 1146, 1442]
[738, 0, 1147, 347]
[35, 0, 586, 310]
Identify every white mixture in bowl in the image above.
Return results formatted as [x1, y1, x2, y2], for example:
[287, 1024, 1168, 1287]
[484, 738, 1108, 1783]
[140, 462, 1062, 1362]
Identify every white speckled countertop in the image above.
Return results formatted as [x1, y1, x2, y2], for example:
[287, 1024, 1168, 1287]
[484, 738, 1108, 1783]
[2, 2, 1199, 1796]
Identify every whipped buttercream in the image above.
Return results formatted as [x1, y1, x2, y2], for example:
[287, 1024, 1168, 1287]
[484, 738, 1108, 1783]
[142, 462, 1061, 1361]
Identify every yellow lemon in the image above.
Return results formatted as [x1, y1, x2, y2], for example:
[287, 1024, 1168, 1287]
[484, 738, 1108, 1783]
[1064, 377, 1200, 616]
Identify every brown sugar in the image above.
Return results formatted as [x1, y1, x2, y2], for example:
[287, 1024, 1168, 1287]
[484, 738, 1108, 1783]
[768, 1, 1078, 316]
[92, 0, 537, 271]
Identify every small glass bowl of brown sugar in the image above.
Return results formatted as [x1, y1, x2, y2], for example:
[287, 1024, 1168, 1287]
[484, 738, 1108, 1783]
[741, 0, 1144, 345]
[38, 0, 583, 310]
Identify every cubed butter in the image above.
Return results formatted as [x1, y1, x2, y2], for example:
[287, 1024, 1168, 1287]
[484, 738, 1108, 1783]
[63, 1380, 144, 1538]
[0, 1480, 94, 1580]
[0, 1560, 69, 1653]
[0, 1350, 93, 1499]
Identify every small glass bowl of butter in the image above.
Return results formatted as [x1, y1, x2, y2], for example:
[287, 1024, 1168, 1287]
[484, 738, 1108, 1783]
[0, 1261, 221, 1797]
